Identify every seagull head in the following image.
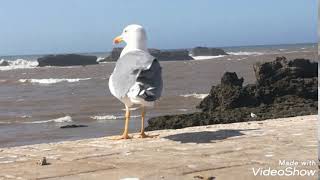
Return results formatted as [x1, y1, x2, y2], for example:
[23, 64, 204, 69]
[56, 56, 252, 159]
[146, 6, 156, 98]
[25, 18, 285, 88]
[113, 24, 147, 45]
[113, 24, 148, 53]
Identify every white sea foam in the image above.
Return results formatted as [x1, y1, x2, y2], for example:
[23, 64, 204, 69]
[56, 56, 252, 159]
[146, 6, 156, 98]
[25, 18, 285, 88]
[90, 115, 119, 120]
[227, 51, 264, 56]
[23, 116, 73, 124]
[121, 107, 139, 111]
[0, 59, 38, 71]
[180, 93, 209, 99]
[177, 108, 188, 112]
[191, 55, 225, 60]
[96, 57, 105, 63]
[19, 78, 90, 85]
[236, 57, 248, 61]
[90, 115, 141, 120]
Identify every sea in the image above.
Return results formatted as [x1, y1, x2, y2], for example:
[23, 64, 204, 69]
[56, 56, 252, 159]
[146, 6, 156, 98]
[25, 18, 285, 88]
[0, 43, 317, 147]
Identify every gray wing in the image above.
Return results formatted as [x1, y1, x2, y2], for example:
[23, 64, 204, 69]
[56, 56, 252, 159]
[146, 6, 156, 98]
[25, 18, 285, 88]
[135, 59, 163, 101]
[110, 50, 163, 101]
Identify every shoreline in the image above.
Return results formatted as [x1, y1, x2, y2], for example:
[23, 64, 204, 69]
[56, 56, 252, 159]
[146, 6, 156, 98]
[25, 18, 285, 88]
[0, 115, 317, 179]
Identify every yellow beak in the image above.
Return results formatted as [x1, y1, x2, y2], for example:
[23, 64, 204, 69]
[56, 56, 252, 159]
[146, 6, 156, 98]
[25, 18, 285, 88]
[113, 36, 123, 44]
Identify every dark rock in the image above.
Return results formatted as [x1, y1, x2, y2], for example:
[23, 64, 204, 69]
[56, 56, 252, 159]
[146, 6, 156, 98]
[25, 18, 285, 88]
[221, 72, 244, 86]
[38, 54, 98, 67]
[60, 124, 88, 129]
[146, 57, 318, 131]
[0, 60, 9, 66]
[207, 177, 216, 180]
[253, 56, 317, 85]
[198, 72, 256, 111]
[102, 48, 123, 62]
[151, 49, 193, 61]
[37, 157, 50, 166]
[102, 48, 193, 62]
[190, 47, 228, 56]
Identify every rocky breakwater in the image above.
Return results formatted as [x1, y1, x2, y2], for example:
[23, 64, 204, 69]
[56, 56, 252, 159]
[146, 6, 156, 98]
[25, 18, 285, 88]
[101, 47, 228, 62]
[150, 49, 194, 61]
[101, 48, 194, 62]
[37, 54, 98, 67]
[146, 57, 318, 130]
[190, 47, 228, 56]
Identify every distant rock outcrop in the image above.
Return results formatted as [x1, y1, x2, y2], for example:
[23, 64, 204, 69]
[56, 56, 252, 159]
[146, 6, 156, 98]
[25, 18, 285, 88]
[37, 54, 98, 67]
[151, 49, 194, 61]
[0, 60, 9, 66]
[101, 48, 193, 62]
[190, 47, 228, 56]
[146, 56, 318, 131]
[100, 48, 123, 62]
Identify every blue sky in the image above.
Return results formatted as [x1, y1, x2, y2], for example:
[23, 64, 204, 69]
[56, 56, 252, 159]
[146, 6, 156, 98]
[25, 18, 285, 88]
[0, 0, 317, 55]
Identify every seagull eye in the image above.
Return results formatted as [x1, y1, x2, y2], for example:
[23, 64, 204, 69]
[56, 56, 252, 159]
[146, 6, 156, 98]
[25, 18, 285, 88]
[124, 30, 127, 33]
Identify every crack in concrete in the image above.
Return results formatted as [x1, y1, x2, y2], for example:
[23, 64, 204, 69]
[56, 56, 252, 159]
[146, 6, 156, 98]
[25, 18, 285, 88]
[36, 166, 116, 180]
[181, 162, 259, 175]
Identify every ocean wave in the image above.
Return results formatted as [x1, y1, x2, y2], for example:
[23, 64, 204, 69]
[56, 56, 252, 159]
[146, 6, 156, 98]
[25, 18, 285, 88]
[236, 57, 248, 61]
[227, 51, 264, 56]
[23, 116, 73, 124]
[0, 59, 38, 71]
[180, 93, 209, 99]
[19, 78, 91, 85]
[90, 114, 141, 120]
[96, 57, 105, 63]
[284, 50, 312, 54]
[191, 55, 226, 60]
[21, 115, 32, 118]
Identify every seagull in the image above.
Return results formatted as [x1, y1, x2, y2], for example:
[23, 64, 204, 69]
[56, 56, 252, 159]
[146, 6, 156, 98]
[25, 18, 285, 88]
[109, 24, 163, 139]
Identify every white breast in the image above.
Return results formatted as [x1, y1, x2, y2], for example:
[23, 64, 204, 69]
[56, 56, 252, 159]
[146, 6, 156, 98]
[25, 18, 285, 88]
[108, 74, 117, 97]
[109, 74, 133, 107]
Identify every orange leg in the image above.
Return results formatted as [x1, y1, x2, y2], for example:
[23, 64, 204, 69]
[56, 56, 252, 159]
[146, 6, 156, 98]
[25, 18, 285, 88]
[110, 106, 131, 140]
[139, 106, 158, 138]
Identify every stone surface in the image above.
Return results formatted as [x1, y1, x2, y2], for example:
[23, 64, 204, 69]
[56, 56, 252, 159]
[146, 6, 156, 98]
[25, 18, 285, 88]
[146, 57, 318, 131]
[190, 47, 228, 56]
[38, 54, 98, 67]
[0, 115, 317, 180]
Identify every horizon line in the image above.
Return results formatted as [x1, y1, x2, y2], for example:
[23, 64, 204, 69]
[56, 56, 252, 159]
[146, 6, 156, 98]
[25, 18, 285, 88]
[0, 42, 316, 57]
